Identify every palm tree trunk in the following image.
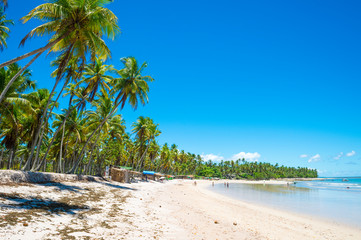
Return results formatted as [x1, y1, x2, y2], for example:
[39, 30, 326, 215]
[62, 138, 69, 173]
[0, 148, 3, 168]
[0, 34, 67, 69]
[31, 58, 74, 171]
[34, 98, 86, 171]
[67, 101, 122, 174]
[19, 156, 24, 170]
[7, 145, 17, 170]
[22, 72, 68, 171]
[7, 148, 13, 170]
[0, 52, 42, 104]
[124, 151, 133, 168]
[23, 82, 60, 171]
[59, 123, 66, 173]
[85, 132, 102, 175]
[136, 144, 150, 172]
[95, 146, 102, 176]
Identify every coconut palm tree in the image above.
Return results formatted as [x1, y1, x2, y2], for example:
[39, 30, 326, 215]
[49, 108, 85, 173]
[0, 7, 13, 51]
[160, 143, 172, 173]
[132, 117, 161, 171]
[27, 54, 84, 171]
[0, 104, 24, 169]
[67, 57, 153, 174]
[20, 88, 57, 171]
[0, 0, 120, 104]
[79, 58, 114, 102]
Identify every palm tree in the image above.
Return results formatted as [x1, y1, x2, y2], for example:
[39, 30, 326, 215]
[27, 54, 84, 171]
[0, 0, 120, 104]
[0, 7, 13, 51]
[79, 58, 114, 102]
[50, 108, 85, 173]
[68, 57, 153, 173]
[0, 105, 24, 169]
[20, 88, 57, 171]
[159, 143, 171, 173]
[132, 117, 161, 171]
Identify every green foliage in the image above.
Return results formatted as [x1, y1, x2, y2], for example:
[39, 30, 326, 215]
[0, 7, 14, 51]
[195, 160, 318, 180]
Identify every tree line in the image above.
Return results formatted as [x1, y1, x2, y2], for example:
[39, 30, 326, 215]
[199, 160, 318, 179]
[0, 0, 317, 179]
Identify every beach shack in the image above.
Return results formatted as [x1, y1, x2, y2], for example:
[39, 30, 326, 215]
[110, 167, 130, 183]
[129, 170, 142, 179]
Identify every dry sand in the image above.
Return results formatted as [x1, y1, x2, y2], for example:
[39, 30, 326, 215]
[0, 176, 360, 240]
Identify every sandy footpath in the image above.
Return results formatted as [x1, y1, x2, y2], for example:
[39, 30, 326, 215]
[1, 178, 361, 239]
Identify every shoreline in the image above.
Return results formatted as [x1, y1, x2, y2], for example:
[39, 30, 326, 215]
[160, 180, 361, 239]
[199, 179, 361, 228]
[1, 175, 361, 239]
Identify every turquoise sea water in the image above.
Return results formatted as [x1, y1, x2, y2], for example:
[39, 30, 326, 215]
[210, 177, 361, 228]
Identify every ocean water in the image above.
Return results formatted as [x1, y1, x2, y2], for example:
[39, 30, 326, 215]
[210, 177, 361, 228]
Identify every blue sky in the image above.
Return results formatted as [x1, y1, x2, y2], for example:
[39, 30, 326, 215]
[1, 0, 361, 176]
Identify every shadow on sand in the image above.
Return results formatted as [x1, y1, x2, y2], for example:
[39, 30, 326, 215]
[35, 182, 85, 193]
[0, 193, 89, 215]
[97, 181, 138, 191]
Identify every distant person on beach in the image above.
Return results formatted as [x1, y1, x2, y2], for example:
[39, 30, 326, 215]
[226, 182, 229, 188]
[212, 182, 214, 187]
[194, 181, 197, 186]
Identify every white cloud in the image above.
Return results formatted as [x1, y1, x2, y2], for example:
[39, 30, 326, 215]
[308, 154, 321, 163]
[231, 152, 261, 162]
[201, 154, 224, 162]
[300, 154, 308, 158]
[334, 152, 343, 160]
[346, 150, 356, 157]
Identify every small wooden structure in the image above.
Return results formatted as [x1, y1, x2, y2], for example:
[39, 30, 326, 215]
[129, 170, 142, 178]
[110, 167, 129, 183]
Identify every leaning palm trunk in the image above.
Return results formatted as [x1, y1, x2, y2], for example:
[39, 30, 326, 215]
[124, 151, 133, 168]
[68, 100, 122, 174]
[85, 132, 102, 175]
[0, 33, 69, 104]
[23, 76, 64, 171]
[0, 148, 3, 168]
[31, 77, 69, 171]
[7, 148, 14, 170]
[136, 144, 150, 172]
[59, 123, 66, 173]
[23, 73, 69, 171]
[33, 97, 87, 171]
[0, 34, 66, 69]
[0, 52, 42, 104]
[31, 48, 75, 171]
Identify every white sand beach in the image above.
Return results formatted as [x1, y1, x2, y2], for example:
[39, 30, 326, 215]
[1, 176, 361, 240]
